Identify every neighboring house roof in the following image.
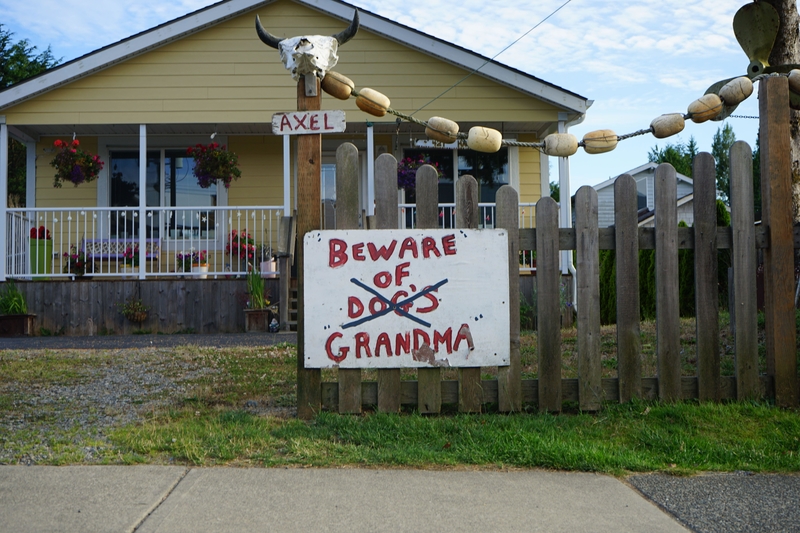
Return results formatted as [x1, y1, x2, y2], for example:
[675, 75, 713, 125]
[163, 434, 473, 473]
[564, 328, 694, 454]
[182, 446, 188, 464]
[592, 162, 694, 192]
[0, 0, 590, 117]
[636, 193, 695, 227]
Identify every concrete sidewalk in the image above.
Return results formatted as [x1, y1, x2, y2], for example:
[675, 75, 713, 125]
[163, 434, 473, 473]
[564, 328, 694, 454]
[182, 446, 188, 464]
[0, 466, 688, 533]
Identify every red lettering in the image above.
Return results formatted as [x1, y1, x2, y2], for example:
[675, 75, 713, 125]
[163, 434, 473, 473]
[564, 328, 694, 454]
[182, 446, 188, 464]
[293, 114, 308, 129]
[374, 271, 391, 289]
[413, 329, 430, 351]
[416, 289, 439, 313]
[352, 243, 365, 261]
[399, 237, 418, 259]
[395, 262, 410, 286]
[309, 114, 319, 130]
[375, 332, 391, 357]
[391, 290, 411, 316]
[324, 113, 334, 130]
[395, 332, 410, 355]
[367, 240, 397, 261]
[355, 332, 372, 358]
[442, 234, 457, 255]
[433, 328, 453, 354]
[280, 114, 293, 132]
[348, 297, 364, 318]
[369, 297, 388, 315]
[454, 323, 474, 351]
[326, 332, 348, 363]
[329, 239, 348, 268]
[421, 237, 441, 258]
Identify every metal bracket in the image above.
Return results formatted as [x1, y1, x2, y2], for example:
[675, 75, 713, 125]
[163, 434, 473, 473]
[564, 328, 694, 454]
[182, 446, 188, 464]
[304, 74, 318, 97]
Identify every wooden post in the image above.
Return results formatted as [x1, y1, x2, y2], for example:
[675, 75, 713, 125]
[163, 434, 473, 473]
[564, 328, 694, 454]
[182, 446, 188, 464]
[693, 152, 721, 401]
[729, 142, 759, 400]
[655, 163, 680, 402]
[537, 197, 561, 412]
[336, 143, 362, 414]
[374, 153, 401, 413]
[759, 76, 798, 407]
[575, 186, 601, 411]
[456, 175, 483, 413]
[296, 77, 322, 419]
[497, 185, 521, 412]
[614, 175, 641, 402]
[416, 164, 441, 414]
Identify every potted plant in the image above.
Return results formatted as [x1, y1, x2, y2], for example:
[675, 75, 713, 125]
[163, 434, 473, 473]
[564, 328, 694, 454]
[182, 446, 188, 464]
[29, 226, 53, 278]
[244, 264, 274, 332]
[186, 142, 242, 189]
[397, 154, 443, 193]
[62, 245, 88, 278]
[122, 245, 139, 277]
[257, 244, 277, 279]
[50, 139, 104, 188]
[226, 229, 255, 275]
[175, 251, 193, 274]
[0, 281, 36, 336]
[119, 297, 149, 326]
[191, 249, 208, 279]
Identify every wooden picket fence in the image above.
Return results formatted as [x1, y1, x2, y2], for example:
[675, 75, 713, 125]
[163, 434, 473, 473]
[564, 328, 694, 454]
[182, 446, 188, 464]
[296, 76, 799, 417]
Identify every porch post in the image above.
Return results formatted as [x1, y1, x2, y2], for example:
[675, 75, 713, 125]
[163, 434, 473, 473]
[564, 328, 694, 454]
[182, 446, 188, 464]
[283, 135, 291, 216]
[138, 124, 147, 279]
[25, 142, 35, 208]
[0, 117, 8, 281]
[366, 122, 375, 217]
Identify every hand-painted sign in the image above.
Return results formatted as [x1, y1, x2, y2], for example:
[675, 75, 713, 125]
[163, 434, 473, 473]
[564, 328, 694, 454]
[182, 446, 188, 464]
[271, 110, 346, 135]
[303, 229, 510, 368]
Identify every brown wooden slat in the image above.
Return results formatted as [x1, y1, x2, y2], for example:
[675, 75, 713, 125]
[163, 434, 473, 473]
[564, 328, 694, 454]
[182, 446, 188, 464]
[497, 185, 522, 412]
[655, 163, 681, 402]
[374, 153, 402, 413]
[536, 197, 561, 412]
[335, 142, 362, 415]
[416, 163, 442, 414]
[575, 186, 601, 411]
[693, 152, 721, 401]
[455, 174, 483, 413]
[759, 76, 798, 407]
[614, 175, 642, 402]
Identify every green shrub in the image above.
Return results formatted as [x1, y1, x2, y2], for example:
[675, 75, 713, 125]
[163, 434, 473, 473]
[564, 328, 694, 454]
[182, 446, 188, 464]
[0, 281, 27, 315]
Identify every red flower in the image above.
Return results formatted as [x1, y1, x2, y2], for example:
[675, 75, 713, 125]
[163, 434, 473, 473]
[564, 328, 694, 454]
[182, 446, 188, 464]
[30, 226, 51, 240]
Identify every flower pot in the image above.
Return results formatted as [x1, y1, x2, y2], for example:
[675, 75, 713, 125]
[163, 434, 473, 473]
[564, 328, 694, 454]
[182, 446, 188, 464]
[244, 308, 273, 332]
[192, 263, 209, 279]
[29, 238, 53, 278]
[260, 259, 278, 279]
[122, 266, 139, 279]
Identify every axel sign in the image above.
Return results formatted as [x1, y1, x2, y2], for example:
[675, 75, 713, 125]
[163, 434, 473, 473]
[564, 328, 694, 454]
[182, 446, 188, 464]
[303, 229, 510, 369]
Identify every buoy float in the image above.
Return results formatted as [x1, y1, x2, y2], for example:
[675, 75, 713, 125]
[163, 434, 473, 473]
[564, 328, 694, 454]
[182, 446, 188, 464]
[582, 129, 618, 154]
[321, 71, 355, 100]
[789, 70, 800, 95]
[543, 133, 578, 157]
[650, 113, 686, 139]
[688, 94, 723, 123]
[467, 126, 502, 153]
[355, 88, 390, 117]
[425, 116, 460, 143]
[719, 77, 753, 106]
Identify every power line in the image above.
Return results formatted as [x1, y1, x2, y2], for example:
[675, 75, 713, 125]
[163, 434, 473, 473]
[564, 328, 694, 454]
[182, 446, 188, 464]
[409, 0, 572, 117]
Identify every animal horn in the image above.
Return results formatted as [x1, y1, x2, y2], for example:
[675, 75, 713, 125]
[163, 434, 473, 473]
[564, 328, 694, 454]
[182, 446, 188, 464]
[332, 9, 359, 45]
[255, 15, 283, 49]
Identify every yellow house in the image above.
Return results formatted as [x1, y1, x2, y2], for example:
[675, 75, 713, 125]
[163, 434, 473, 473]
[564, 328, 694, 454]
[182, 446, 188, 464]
[0, 0, 589, 281]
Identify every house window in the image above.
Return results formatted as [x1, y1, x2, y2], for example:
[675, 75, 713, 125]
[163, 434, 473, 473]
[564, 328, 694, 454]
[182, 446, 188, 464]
[109, 150, 220, 238]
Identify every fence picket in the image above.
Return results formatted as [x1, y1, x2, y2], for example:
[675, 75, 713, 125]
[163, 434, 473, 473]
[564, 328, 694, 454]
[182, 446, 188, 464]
[497, 185, 522, 412]
[614, 175, 642, 402]
[335, 143, 362, 414]
[693, 152, 721, 401]
[575, 186, 601, 411]
[374, 153, 402, 413]
[536, 197, 561, 412]
[456, 175, 483, 413]
[416, 164, 442, 414]
[655, 163, 681, 401]
[730, 141, 759, 399]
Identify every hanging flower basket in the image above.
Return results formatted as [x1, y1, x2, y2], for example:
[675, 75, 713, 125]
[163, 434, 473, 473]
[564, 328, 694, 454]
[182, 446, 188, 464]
[50, 139, 104, 188]
[187, 142, 242, 189]
[397, 154, 443, 193]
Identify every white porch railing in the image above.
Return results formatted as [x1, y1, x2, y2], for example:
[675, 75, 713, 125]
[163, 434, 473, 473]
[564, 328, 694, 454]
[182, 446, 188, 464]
[5, 206, 284, 279]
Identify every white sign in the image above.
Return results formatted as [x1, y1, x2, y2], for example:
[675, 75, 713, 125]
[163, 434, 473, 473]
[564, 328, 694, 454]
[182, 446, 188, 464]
[271, 110, 346, 135]
[303, 229, 510, 369]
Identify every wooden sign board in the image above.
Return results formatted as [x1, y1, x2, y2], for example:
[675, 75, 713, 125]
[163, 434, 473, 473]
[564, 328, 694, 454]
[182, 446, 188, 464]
[271, 110, 346, 135]
[303, 229, 510, 369]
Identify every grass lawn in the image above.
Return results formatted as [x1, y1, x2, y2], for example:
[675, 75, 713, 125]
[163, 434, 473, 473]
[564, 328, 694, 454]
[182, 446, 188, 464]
[1, 317, 799, 474]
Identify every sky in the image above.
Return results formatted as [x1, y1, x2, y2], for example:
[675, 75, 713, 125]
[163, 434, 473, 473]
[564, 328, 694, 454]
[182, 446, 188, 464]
[0, 0, 764, 193]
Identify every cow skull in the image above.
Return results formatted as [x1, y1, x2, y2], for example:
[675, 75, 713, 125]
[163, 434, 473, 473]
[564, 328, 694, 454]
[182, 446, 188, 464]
[255, 10, 359, 81]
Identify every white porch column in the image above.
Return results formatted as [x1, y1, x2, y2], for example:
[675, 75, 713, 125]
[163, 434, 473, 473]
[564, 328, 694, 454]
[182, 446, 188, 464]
[283, 135, 291, 216]
[138, 125, 147, 280]
[557, 115, 573, 276]
[366, 122, 375, 217]
[26, 142, 35, 208]
[0, 117, 8, 281]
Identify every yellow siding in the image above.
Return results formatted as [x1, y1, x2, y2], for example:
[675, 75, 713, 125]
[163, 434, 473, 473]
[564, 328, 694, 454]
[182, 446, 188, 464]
[518, 134, 541, 206]
[36, 136, 99, 207]
[228, 135, 285, 207]
[3, 0, 561, 126]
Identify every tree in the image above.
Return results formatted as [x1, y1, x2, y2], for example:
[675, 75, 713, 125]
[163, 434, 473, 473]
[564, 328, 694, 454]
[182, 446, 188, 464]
[549, 181, 560, 202]
[1, 25, 59, 206]
[711, 123, 736, 204]
[647, 137, 698, 178]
